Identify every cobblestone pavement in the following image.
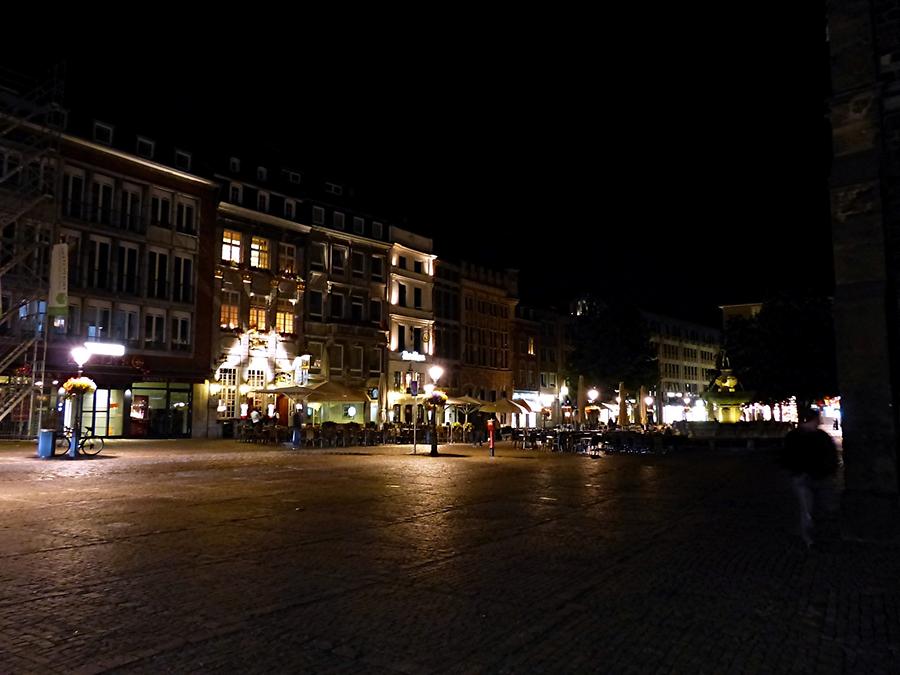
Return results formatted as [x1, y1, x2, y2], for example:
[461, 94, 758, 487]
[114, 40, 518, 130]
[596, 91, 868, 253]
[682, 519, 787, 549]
[0, 439, 897, 673]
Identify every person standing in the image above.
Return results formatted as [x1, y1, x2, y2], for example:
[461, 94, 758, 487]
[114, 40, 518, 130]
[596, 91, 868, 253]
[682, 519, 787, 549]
[291, 407, 303, 449]
[781, 408, 840, 548]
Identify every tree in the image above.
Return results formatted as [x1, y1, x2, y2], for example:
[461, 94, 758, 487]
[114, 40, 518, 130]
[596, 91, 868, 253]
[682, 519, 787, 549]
[724, 293, 838, 410]
[565, 300, 656, 394]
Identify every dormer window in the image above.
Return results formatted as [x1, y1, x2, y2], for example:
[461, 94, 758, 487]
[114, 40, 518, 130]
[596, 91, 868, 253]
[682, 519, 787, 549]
[325, 182, 343, 196]
[136, 137, 155, 158]
[93, 122, 113, 145]
[287, 171, 301, 185]
[174, 150, 191, 171]
[257, 166, 267, 181]
[229, 157, 241, 172]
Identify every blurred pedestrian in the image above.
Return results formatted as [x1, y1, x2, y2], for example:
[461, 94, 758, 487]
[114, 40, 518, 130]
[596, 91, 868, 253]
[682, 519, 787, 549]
[781, 408, 839, 548]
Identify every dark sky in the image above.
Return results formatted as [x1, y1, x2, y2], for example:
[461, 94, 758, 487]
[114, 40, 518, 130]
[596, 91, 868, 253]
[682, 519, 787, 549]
[11, 21, 824, 326]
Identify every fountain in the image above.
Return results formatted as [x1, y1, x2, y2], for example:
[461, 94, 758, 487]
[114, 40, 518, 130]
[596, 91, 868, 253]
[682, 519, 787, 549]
[701, 351, 753, 423]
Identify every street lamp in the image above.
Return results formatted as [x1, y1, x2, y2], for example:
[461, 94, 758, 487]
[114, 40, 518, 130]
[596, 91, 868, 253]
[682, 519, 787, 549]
[587, 388, 599, 429]
[67, 342, 125, 458]
[428, 364, 444, 456]
[67, 347, 91, 458]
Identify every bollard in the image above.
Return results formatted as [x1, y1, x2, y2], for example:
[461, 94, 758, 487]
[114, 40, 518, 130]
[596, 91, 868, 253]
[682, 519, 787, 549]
[36, 429, 55, 459]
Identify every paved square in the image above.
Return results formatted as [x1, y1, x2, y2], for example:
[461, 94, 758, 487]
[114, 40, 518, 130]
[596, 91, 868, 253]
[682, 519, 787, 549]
[1, 440, 898, 673]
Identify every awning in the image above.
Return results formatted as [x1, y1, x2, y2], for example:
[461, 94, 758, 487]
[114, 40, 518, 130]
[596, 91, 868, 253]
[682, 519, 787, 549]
[512, 398, 533, 413]
[446, 395, 485, 408]
[479, 398, 529, 415]
[304, 381, 366, 403]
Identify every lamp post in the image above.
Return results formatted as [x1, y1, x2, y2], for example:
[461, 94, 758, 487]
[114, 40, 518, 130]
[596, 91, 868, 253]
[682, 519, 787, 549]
[587, 388, 599, 429]
[68, 346, 91, 458]
[67, 342, 126, 459]
[428, 364, 444, 456]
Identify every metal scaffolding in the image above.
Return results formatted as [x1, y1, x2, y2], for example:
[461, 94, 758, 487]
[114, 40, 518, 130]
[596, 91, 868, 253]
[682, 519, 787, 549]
[0, 65, 64, 437]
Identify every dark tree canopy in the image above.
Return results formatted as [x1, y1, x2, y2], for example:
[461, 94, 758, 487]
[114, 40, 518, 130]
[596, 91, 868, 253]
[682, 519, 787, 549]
[565, 300, 656, 393]
[724, 293, 838, 407]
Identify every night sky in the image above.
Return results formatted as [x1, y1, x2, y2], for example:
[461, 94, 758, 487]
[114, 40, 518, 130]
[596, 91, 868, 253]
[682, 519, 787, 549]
[9, 25, 825, 326]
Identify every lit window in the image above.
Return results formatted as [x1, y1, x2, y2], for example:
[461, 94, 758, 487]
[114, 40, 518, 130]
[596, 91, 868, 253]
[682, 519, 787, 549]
[221, 230, 241, 263]
[278, 243, 296, 274]
[220, 290, 240, 329]
[250, 236, 269, 269]
[249, 304, 267, 330]
[275, 300, 294, 334]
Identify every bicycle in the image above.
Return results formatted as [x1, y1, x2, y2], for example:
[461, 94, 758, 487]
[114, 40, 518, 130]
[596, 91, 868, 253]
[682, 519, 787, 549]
[54, 425, 105, 456]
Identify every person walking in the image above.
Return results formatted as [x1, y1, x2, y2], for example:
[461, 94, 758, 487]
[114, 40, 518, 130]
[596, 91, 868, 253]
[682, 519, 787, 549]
[781, 408, 840, 548]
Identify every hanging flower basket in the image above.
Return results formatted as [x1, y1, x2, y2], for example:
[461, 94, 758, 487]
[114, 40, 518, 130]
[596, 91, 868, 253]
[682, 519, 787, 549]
[425, 391, 448, 407]
[62, 376, 97, 396]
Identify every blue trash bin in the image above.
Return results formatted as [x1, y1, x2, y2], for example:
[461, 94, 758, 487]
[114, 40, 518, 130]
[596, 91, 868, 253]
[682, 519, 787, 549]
[37, 429, 55, 458]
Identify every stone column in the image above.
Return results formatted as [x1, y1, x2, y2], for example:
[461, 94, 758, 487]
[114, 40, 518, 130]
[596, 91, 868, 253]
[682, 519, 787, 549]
[830, 0, 900, 539]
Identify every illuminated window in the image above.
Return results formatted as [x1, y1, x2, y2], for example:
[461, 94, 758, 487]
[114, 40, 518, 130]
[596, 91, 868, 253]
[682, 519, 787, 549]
[220, 290, 239, 329]
[278, 243, 296, 274]
[275, 300, 294, 334]
[247, 369, 265, 390]
[222, 230, 241, 263]
[218, 367, 237, 419]
[249, 303, 267, 330]
[528, 337, 535, 356]
[250, 236, 269, 269]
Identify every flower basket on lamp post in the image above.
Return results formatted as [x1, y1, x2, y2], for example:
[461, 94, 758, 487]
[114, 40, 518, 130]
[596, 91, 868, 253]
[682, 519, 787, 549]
[62, 376, 96, 457]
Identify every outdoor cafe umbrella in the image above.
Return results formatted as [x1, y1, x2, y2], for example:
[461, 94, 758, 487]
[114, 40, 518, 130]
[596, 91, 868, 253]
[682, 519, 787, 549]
[446, 395, 484, 423]
[304, 381, 366, 403]
[479, 398, 529, 415]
